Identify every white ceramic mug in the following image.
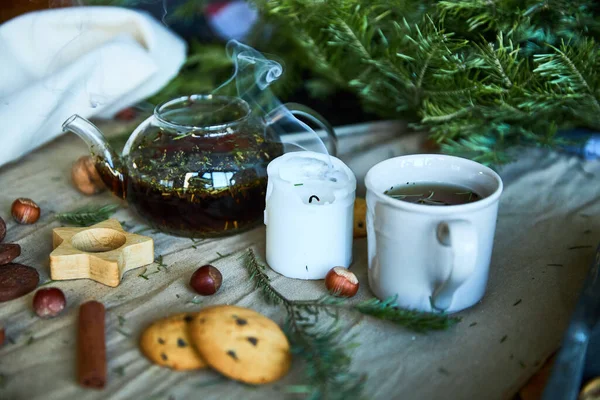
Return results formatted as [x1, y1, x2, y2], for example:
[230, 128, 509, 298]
[365, 154, 503, 313]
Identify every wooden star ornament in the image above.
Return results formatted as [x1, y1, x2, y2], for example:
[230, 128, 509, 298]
[49, 219, 154, 287]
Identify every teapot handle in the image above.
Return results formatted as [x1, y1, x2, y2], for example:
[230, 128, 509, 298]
[265, 102, 338, 156]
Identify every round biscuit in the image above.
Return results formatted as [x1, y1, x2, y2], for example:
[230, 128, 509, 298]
[189, 305, 291, 384]
[140, 312, 206, 371]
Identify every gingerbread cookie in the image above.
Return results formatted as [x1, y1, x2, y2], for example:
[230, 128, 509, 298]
[189, 305, 291, 384]
[0, 244, 21, 265]
[0, 263, 39, 302]
[140, 313, 206, 371]
[353, 197, 367, 238]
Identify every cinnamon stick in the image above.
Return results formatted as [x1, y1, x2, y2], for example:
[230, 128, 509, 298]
[77, 301, 106, 389]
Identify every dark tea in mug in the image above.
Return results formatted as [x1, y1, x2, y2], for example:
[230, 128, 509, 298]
[384, 182, 482, 206]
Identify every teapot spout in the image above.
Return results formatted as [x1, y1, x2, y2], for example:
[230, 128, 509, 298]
[62, 115, 127, 199]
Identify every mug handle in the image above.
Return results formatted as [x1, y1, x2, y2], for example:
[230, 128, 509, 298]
[265, 102, 338, 156]
[430, 220, 478, 311]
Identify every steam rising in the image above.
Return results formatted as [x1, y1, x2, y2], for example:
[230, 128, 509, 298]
[214, 40, 333, 161]
[42, 1, 333, 159]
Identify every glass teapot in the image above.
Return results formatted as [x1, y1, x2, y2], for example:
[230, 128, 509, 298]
[63, 94, 336, 238]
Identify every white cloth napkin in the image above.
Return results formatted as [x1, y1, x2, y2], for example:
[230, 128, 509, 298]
[0, 6, 187, 167]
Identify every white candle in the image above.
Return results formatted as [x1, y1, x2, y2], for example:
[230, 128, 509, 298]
[264, 151, 356, 279]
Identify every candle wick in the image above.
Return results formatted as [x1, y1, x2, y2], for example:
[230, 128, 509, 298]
[309, 195, 320, 203]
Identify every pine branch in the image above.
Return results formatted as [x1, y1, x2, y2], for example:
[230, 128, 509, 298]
[242, 249, 290, 306]
[242, 248, 461, 398]
[354, 297, 460, 332]
[252, 0, 600, 163]
[284, 319, 366, 400]
[534, 39, 600, 115]
[421, 103, 474, 123]
[242, 249, 365, 399]
[335, 17, 372, 62]
[55, 204, 120, 226]
[423, 86, 478, 96]
[416, 50, 434, 90]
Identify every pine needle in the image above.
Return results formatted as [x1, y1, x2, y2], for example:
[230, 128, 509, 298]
[55, 204, 119, 226]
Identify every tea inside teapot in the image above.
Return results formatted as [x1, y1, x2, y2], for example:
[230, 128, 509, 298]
[122, 95, 283, 237]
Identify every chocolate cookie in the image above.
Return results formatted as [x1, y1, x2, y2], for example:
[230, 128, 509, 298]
[0, 263, 39, 302]
[0, 217, 5, 242]
[0, 244, 21, 265]
[140, 313, 206, 371]
[189, 305, 291, 385]
[353, 197, 367, 238]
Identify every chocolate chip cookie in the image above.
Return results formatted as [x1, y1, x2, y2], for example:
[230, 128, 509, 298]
[140, 313, 206, 371]
[189, 305, 291, 384]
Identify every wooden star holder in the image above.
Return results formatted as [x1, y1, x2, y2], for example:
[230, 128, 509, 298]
[49, 219, 154, 287]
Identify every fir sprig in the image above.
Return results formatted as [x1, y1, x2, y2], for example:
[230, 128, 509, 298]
[55, 204, 119, 226]
[242, 249, 459, 399]
[242, 249, 365, 400]
[354, 297, 459, 332]
[243, 249, 459, 331]
[254, 0, 600, 163]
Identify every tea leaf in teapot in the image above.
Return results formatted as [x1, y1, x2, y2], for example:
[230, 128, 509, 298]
[55, 204, 119, 226]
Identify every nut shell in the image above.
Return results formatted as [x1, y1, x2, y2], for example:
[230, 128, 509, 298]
[325, 267, 359, 298]
[11, 198, 40, 224]
[71, 156, 106, 195]
[33, 288, 66, 318]
[190, 265, 223, 296]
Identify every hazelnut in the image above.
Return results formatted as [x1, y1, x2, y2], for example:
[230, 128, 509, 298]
[33, 288, 66, 318]
[11, 198, 40, 224]
[71, 155, 105, 195]
[325, 267, 359, 298]
[190, 265, 223, 296]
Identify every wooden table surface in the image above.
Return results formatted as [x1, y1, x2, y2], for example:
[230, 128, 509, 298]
[0, 120, 598, 400]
